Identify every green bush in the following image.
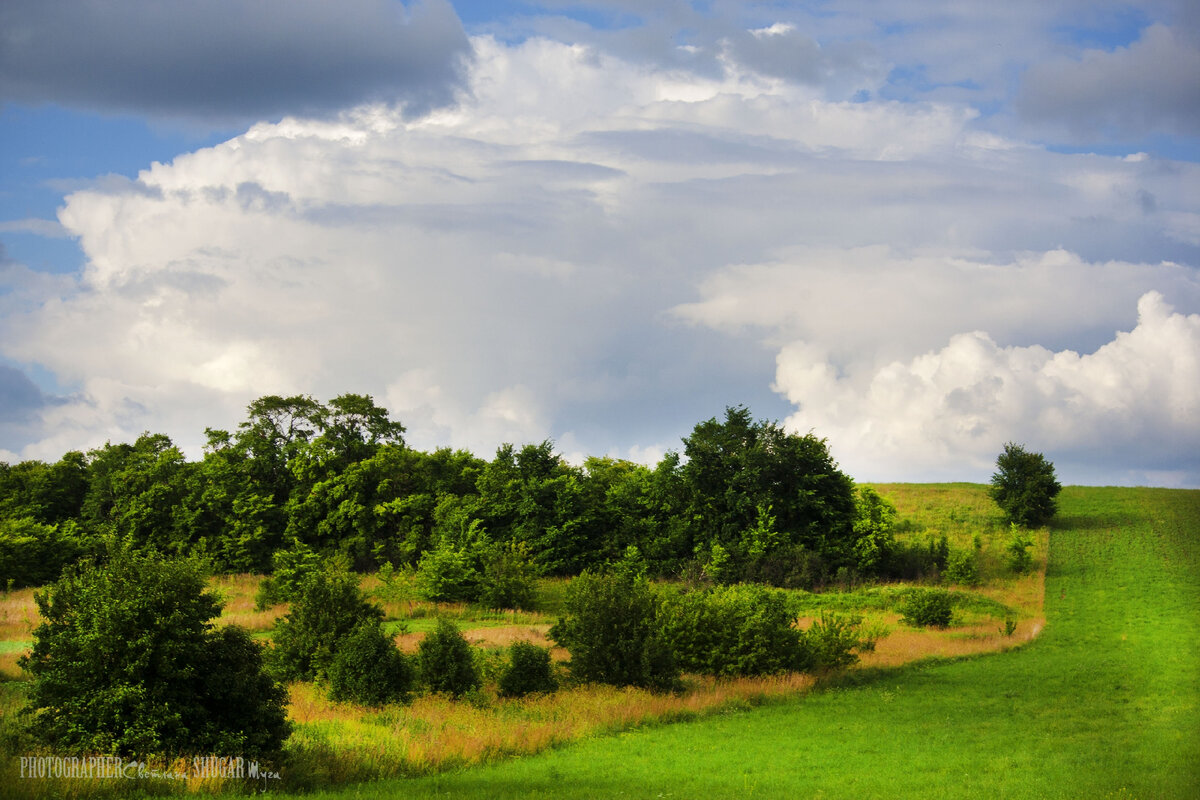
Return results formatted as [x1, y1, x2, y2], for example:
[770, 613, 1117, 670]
[852, 486, 897, 575]
[990, 442, 1062, 527]
[255, 538, 323, 610]
[659, 583, 804, 677]
[327, 621, 414, 706]
[899, 588, 954, 627]
[944, 548, 980, 586]
[270, 559, 384, 681]
[799, 612, 877, 671]
[416, 542, 480, 603]
[416, 618, 481, 697]
[1007, 526, 1034, 574]
[479, 542, 539, 610]
[498, 641, 558, 698]
[549, 570, 679, 691]
[19, 543, 289, 758]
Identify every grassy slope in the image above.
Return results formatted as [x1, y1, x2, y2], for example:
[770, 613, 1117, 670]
[301, 486, 1199, 800]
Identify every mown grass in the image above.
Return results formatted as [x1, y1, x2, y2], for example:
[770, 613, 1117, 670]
[273, 485, 1198, 799]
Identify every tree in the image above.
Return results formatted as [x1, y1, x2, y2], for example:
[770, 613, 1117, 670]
[681, 407, 857, 574]
[989, 443, 1062, 527]
[19, 543, 290, 758]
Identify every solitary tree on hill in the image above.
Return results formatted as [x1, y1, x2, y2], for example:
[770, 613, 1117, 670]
[989, 442, 1062, 527]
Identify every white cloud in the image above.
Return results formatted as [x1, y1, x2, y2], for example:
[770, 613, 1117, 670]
[1, 29, 1197, 484]
[775, 292, 1200, 485]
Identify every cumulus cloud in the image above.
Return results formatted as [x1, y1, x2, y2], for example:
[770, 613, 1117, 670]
[775, 292, 1200, 486]
[1018, 23, 1200, 140]
[0, 30, 1197, 484]
[0, 0, 471, 125]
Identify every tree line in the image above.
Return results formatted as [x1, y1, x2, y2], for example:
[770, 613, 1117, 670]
[1, 394, 916, 589]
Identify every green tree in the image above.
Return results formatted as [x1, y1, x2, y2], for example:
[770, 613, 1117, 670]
[989, 443, 1062, 527]
[681, 407, 856, 575]
[19, 544, 289, 758]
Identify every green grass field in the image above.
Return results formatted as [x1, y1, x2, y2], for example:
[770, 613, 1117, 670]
[287, 486, 1199, 799]
[1, 485, 1195, 798]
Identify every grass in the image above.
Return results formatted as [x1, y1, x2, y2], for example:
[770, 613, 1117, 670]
[278, 486, 1196, 799]
[5, 485, 1193, 798]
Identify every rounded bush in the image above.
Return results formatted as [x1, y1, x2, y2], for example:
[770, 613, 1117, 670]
[498, 641, 557, 698]
[899, 588, 954, 627]
[549, 570, 680, 691]
[416, 543, 479, 603]
[270, 560, 384, 681]
[417, 618, 481, 697]
[327, 621, 414, 706]
[20, 544, 290, 758]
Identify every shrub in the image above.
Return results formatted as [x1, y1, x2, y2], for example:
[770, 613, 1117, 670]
[899, 588, 954, 627]
[417, 618, 481, 697]
[255, 538, 323, 610]
[416, 542, 480, 603]
[549, 570, 679, 691]
[799, 612, 877, 671]
[327, 621, 414, 706]
[944, 548, 980, 586]
[479, 542, 538, 610]
[1007, 525, 1034, 574]
[659, 583, 804, 677]
[270, 559, 384, 681]
[498, 641, 558, 698]
[19, 543, 289, 758]
[990, 442, 1062, 527]
[852, 487, 897, 575]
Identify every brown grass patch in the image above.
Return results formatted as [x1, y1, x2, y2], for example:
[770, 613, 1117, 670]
[0, 589, 40, 641]
[284, 672, 818, 780]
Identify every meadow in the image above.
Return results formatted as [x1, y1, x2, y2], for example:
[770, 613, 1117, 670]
[1, 484, 1195, 798]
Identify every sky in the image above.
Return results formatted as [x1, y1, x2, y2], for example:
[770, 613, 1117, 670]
[1, 0, 1198, 487]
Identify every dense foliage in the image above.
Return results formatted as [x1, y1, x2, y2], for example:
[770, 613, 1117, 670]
[658, 583, 805, 677]
[417, 618, 482, 697]
[327, 621, 415, 706]
[549, 569, 680, 691]
[19, 543, 290, 758]
[498, 641, 558, 698]
[990, 442, 1062, 527]
[899, 588, 954, 627]
[269, 558, 384, 681]
[0, 398, 878, 592]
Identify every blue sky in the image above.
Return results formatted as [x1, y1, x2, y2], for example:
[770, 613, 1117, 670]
[1, 0, 1198, 486]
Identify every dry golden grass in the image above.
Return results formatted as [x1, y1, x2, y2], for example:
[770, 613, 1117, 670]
[0, 589, 39, 641]
[209, 574, 286, 633]
[284, 672, 818, 780]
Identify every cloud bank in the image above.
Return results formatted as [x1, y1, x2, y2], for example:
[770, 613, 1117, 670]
[775, 292, 1200, 487]
[1, 22, 1198, 485]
